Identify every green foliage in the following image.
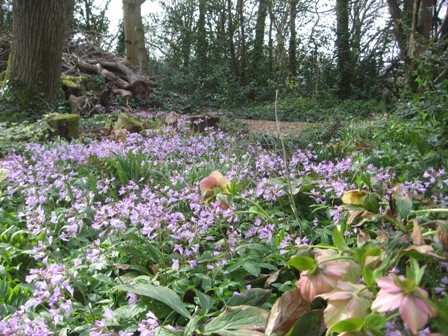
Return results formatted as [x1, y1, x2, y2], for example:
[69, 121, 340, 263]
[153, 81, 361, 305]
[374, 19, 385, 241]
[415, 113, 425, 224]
[229, 96, 394, 123]
[0, 119, 52, 157]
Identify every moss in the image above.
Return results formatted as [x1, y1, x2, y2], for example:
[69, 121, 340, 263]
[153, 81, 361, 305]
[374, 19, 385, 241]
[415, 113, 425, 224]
[115, 112, 143, 133]
[61, 75, 88, 89]
[48, 113, 80, 140]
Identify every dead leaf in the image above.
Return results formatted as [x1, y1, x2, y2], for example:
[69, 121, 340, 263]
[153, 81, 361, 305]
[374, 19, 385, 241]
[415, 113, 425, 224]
[357, 229, 371, 246]
[402, 245, 448, 262]
[376, 230, 388, 243]
[436, 221, 448, 253]
[410, 220, 424, 245]
[265, 288, 311, 336]
[264, 268, 282, 289]
[347, 210, 365, 225]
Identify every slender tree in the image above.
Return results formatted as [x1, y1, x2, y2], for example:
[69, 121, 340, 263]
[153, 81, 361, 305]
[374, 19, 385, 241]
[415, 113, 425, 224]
[135, 0, 149, 74]
[237, 0, 247, 83]
[253, 0, 268, 75]
[6, 0, 66, 103]
[336, 0, 351, 99]
[289, 0, 298, 75]
[227, 0, 238, 81]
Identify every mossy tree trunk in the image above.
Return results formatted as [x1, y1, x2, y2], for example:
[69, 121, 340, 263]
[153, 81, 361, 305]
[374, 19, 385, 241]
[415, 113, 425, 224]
[336, 0, 351, 99]
[6, 0, 66, 104]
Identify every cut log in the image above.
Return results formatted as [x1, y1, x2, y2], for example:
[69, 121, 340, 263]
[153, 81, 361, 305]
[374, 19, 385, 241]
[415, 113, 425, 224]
[99, 61, 150, 87]
[77, 58, 101, 75]
[68, 95, 90, 115]
[111, 88, 132, 102]
[190, 113, 220, 133]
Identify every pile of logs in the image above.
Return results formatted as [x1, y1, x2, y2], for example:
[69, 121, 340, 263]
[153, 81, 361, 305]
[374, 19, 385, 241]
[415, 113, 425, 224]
[0, 35, 152, 115]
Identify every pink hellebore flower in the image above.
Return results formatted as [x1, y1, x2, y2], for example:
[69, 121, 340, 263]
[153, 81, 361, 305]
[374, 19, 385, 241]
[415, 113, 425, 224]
[297, 249, 350, 302]
[199, 171, 231, 210]
[371, 274, 437, 335]
[318, 280, 373, 327]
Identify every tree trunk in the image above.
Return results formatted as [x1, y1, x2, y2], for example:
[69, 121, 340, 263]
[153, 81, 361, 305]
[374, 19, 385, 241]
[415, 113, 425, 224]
[122, 0, 138, 66]
[64, 0, 75, 39]
[386, 0, 434, 92]
[135, 0, 149, 74]
[336, 0, 351, 99]
[227, 0, 238, 81]
[253, 0, 268, 69]
[406, 0, 433, 91]
[237, 0, 246, 83]
[197, 0, 207, 75]
[7, 0, 66, 103]
[289, 0, 298, 75]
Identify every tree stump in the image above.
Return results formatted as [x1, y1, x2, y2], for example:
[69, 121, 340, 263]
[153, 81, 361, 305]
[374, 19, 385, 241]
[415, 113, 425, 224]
[190, 113, 220, 133]
[162, 112, 178, 128]
[48, 114, 80, 140]
[114, 112, 143, 133]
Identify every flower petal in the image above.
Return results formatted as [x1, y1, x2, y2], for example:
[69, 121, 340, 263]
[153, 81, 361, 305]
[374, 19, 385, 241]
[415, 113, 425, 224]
[217, 176, 231, 192]
[375, 275, 403, 294]
[209, 171, 224, 181]
[371, 289, 402, 312]
[399, 294, 434, 335]
[200, 176, 218, 195]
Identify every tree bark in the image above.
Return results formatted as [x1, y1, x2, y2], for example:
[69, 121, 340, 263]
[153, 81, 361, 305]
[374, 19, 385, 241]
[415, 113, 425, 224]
[122, 0, 138, 65]
[237, 0, 246, 83]
[196, 0, 207, 77]
[289, 0, 298, 75]
[227, 0, 238, 81]
[253, 0, 268, 68]
[336, 0, 351, 99]
[135, 0, 149, 74]
[406, 0, 433, 90]
[7, 0, 66, 103]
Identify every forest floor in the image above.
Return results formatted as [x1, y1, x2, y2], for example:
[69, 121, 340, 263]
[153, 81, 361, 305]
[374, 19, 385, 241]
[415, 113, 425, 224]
[238, 119, 314, 136]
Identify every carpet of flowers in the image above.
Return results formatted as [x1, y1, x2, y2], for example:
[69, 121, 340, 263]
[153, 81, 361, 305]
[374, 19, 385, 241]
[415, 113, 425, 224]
[0, 112, 447, 336]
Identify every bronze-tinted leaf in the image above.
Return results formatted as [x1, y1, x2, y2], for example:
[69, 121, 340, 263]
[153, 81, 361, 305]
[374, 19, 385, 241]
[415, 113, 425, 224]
[265, 288, 311, 336]
[341, 190, 367, 205]
[410, 220, 424, 245]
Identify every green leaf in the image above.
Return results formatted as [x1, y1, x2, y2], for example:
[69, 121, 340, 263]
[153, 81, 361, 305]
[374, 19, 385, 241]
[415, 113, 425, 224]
[393, 187, 412, 220]
[185, 316, 201, 336]
[287, 256, 316, 271]
[406, 258, 425, 285]
[195, 289, 215, 314]
[326, 318, 364, 334]
[0, 169, 8, 183]
[285, 311, 323, 336]
[198, 306, 268, 335]
[332, 228, 350, 252]
[242, 262, 260, 277]
[114, 283, 192, 319]
[361, 172, 372, 190]
[363, 193, 379, 213]
[364, 313, 386, 331]
[226, 289, 271, 307]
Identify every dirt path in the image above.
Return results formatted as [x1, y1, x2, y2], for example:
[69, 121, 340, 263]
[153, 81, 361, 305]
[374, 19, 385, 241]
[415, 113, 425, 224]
[238, 119, 314, 136]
